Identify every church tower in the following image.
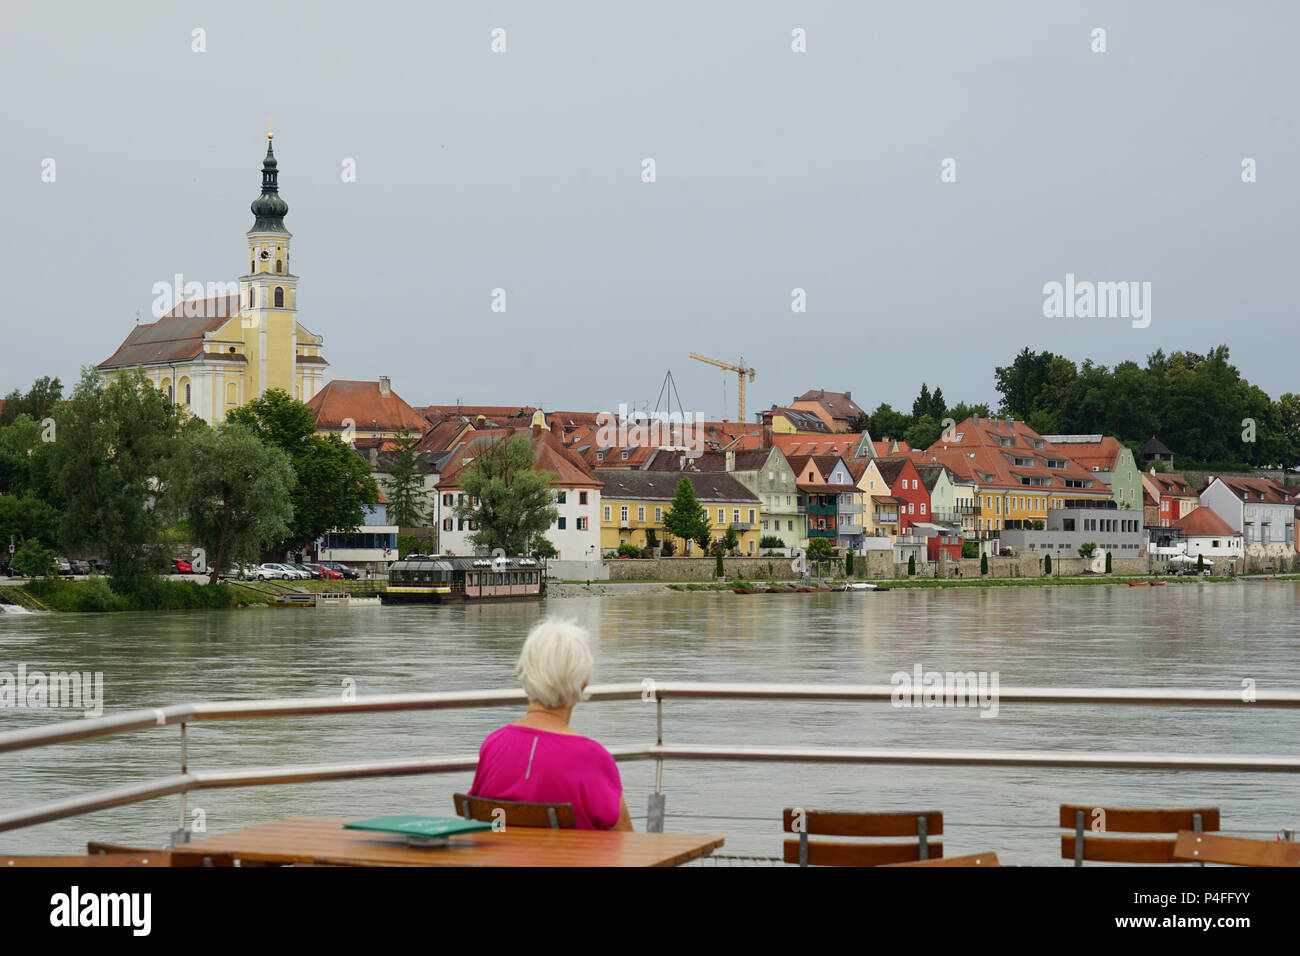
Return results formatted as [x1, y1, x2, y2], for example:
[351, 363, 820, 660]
[241, 132, 299, 399]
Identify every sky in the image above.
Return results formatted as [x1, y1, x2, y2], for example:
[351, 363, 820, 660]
[2, 1, 1296, 423]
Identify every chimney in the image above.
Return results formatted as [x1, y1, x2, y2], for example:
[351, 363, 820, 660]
[1006, 416, 1014, 428]
[726, 450, 735, 472]
[378, 376, 391, 398]
[972, 413, 980, 426]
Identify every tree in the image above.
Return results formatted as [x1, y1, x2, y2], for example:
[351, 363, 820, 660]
[0, 376, 63, 427]
[806, 537, 833, 578]
[644, 528, 658, 551]
[715, 549, 724, 577]
[1078, 542, 1098, 559]
[846, 413, 871, 432]
[663, 477, 710, 552]
[845, 550, 854, 576]
[382, 428, 430, 528]
[43, 368, 185, 587]
[903, 414, 943, 451]
[1105, 550, 1112, 573]
[452, 434, 558, 555]
[868, 403, 911, 440]
[907, 554, 916, 576]
[980, 553, 989, 575]
[1196, 553, 1205, 572]
[1044, 553, 1052, 575]
[227, 389, 379, 554]
[994, 348, 1056, 419]
[722, 526, 739, 553]
[10, 541, 57, 578]
[529, 535, 558, 559]
[170, 422, 296, 584]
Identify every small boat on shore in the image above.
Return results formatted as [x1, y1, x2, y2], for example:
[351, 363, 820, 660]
[1128, 582, 1149, 587]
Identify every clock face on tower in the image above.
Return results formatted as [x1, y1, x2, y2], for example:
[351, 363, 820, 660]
[259, 250, 270, 260]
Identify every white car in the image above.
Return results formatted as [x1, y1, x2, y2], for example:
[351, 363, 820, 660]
[256, 563, 296, 581]
[222, 563, 260, 581]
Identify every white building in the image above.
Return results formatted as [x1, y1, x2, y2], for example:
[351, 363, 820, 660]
[1199, 476, 1294, 563]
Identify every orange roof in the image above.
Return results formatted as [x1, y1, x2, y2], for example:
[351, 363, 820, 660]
[1041, 435, 1128, 473]
[1209, 475, 1293, 505]
[436, 426, 602, 490]
[1147, 471, 1196, 497]
[417, 419, 474, 453]
[308, 380, 428, 434]
[923, 416, 1110, 496]
[420, 404, 536, 424]
[1173, 508, 1236, 537]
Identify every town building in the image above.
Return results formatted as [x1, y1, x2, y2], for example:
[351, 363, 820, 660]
[319, 492, 398, 573]
[307, 377, 428, 441]
[98, 136, 327, 425]
[1141, 469, 1200, 528]
[997, 500, 1146, 560]
[1198, 476, 1295, 564]
[789, 389, 868, 432]
[1170, 507, 1243, 565]
[679, 449, 803, 550]
[595, 470, 761, 555]
[1042, 435, 1143, 510]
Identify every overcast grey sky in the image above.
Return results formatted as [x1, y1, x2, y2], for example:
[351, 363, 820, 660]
[3, 1, 1295, 421]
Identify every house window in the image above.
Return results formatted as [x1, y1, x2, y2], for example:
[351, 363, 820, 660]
[620, 506, 629, 523]
[718, 508, 725, 523]
[920, 503, 926, 514]
[638, 506, 646, 522]
[655, 507, 662, 522]
[557, 491, 567, 504]
[603, 506, 611, 522]
[577, 517, 588, 531]
[443, 518, 452, 531]
[787, 521, 793, 531]
[748, 509, 756, 523]
[274, 287, 285, 308]
[557, 517, 566, 530]
[908, 503, 914, 514]
[579, 491, 588, 505]
[276, 259, 283, 274]
[184, 383, 191, 405]
[762, 520, 769, 530]
[733, 509, 740, 523]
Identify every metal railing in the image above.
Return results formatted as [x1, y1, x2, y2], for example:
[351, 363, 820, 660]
[2, 683, 1299, 840]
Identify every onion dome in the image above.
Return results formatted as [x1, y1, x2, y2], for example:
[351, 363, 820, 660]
[249, 136, 289, 233]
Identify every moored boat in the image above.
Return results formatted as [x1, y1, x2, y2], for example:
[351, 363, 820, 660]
[380, 555, 545, 604]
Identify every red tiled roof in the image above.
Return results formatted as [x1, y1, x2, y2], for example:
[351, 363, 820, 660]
[793, 389, 866, 423]
[99, 296, 241, 368]
[421, 404, 537, 423]
[436, 426, 602, 490]
[1148, 472, 1195, 497]
[1173, 508, 1236, 537]
[1210, 475, 1293, 504]
[417, 419, 474, 454]
[924, 417, 1110, 497]
[308, 380, 428, 434]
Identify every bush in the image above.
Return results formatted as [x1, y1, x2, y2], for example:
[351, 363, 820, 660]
[660, 539, 675, 557]
[845, 551, 854, 576]
[1044, 554, 1052, 575]
[907, 554, 916, 576]
[644, 529, 658, 550]
[961, 539, 979, 558]
[980, 553, 989, 575]
[715, 550, 724, 577]
[1104, 551, 1112, 573]
[10, 542, 57, 578]
[617, 543, 642, 559]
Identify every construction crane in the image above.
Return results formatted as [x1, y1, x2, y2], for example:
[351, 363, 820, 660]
[689, 353, 756, 423]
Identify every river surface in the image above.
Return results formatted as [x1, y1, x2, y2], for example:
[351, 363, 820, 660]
[2, 583, 1298, 865]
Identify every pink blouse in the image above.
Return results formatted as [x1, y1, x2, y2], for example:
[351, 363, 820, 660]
[468, 724, 623, 830]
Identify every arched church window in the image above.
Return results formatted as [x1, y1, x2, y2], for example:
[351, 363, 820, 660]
[276, 260, 283, 274]
[249, 288, 255, 308]
[274, 287, 285, 308]
[184, 383, 192, 405]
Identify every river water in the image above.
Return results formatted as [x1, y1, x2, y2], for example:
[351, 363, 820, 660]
[2, 583, 1298, 865]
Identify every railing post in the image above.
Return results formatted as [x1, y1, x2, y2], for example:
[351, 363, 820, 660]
[171, 721, 191, 847]
[646, 696, 665, 833]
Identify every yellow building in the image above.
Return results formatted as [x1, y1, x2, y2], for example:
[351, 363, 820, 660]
[98, 135, 327, 424]
[594, 469, 763, 555]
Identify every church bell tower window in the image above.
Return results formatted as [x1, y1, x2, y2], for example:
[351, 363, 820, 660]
[274, 287, 285, 308]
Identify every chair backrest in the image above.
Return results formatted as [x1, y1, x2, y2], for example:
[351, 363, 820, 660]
[3, 853, 167, 867]
[454, 792, 576, 829]
[1060, 805, 1220, 865]
[782, 808, 943, 866]
[1173, 831, 1300, 867]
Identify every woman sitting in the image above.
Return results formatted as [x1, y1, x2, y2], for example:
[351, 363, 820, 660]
[468, 618, 632, 831]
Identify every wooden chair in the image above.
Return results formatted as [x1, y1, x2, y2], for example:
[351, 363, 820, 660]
[1173, 831, 1300, 867]
[885, 853, 999, 867]
[3, 853, 167, 867]
[782, 808, 943, 866]
[1060, 804, 1219, 865]
[453, 792, 576, 829]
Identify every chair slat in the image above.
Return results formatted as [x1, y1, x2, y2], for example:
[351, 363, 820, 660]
[885, 852, 999, 867]
[1173, 831, 1300, 867]
[1061, 834, 1178, 864]
[454, 792, 576, 829]
[783, 839, 942, 867]
[782, 808, 943, 837]
[1058, 806, 1219, 832]
[2, 854, 167, 867]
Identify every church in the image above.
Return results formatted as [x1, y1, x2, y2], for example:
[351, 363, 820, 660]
[98, 134, 328, 426]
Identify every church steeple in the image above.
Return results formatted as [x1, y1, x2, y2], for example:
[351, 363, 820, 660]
[249, 134, 289, 233]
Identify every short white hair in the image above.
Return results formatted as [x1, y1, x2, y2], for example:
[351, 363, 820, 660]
[516, 618, 594, 709]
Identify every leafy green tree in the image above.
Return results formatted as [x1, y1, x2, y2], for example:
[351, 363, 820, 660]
[227, 389, 379, 554]
[995, 348, 1057, 419]
[0, 492, 60, 550]
[1105, 550, 1112, 573]
[715, 549, 724, 577]
[845, 550, 854, 576]
[452, 434, 558, 555]
[0, 376, 63, 427]
[43, 368, 185, 586]
[806, 537, 833, 578]
[663, 477, 710, 552]
[10, 541, 57, 578]
[170, 422, 296, 584]
[907, 554, 916, 576]
[1043, 553, 1052, 575]
[382, 428, 430, 527]
[961, 539, 979, 558]
[722, 526, 739, 553]
[947, 402, 993, 427]
[980, 553, 988, 575]
[529, 535, 558, 559]
[759, 534, 784, 549]
[1078, 542, 1098, 559]
[868, 403, 911, 440]
[903, 414, 943, 451]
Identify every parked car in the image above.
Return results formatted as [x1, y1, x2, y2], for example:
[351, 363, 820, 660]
[69, 559, 91, 576]
[171, 558, 194, 574]
[256, 563, 296, 581]
[318, 561, 360, 580]
[221, 562, 259, 581]
[89, 559, 110, 574]
[305, 563, 342, 580]
[290, 563, 324, 580]
[55, 557, 72, 576]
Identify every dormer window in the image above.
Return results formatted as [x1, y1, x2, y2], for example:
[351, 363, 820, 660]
[1045, 458, 1067, 469]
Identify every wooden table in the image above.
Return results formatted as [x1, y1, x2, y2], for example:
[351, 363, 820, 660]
[179, 817, 723, 867]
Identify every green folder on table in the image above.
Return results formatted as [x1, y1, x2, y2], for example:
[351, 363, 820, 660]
[344, 815, 493, 846]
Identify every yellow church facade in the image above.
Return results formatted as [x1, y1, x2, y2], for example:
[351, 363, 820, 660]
[98, 136, 327, 425]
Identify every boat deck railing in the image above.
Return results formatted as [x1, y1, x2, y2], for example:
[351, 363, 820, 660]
[1, 683, 1299, 846]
